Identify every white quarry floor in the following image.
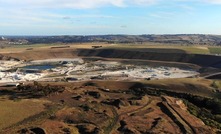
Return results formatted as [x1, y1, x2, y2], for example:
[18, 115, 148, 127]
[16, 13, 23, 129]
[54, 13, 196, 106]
[0, 59, 199, 83]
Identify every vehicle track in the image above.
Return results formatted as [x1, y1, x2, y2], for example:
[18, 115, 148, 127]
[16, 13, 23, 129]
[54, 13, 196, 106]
[160, 97, 196, 134]
[105, 97, 152, 134]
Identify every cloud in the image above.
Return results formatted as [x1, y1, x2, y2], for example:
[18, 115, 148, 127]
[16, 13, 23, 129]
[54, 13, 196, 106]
[62, 16, 71, 20]
[203, 0, 221, 4]
[120, 25, 127, 28]
[149, 11, 176, 19]
[127, 0, 158, 5]
[175, 0, 221, 4]
[0, 0, 158, 9]
[2, 0, 221, 11]
[1, 0, 221, 10]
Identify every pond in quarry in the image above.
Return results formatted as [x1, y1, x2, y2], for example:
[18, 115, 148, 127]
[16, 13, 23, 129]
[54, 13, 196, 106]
[22, 65, 56, 70]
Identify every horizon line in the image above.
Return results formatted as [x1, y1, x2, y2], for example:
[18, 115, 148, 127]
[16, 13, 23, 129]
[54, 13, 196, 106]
[1, 34, 220, 37]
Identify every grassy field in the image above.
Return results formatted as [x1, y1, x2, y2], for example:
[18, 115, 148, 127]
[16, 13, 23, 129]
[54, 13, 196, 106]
[0, 42, 109, 53]
[141, 78, 220, 98]
[1, 42, 221, 55]
[209, 47, 221, 54]
[211, 80, 221, 89]
[0, 99, 48, 129]
[105, 43, 211, 54]
[107, 43, 221, 55]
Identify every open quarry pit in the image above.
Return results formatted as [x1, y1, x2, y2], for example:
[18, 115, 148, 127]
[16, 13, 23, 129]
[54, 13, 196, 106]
[0, 58, 199, 84]
[1, 46, 221, 134]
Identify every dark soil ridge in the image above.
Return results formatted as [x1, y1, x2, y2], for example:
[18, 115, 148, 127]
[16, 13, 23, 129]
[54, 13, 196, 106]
[78, 49, 221, 68]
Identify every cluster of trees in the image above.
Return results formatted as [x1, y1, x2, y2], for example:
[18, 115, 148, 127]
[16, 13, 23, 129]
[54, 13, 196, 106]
[186, 100, 221, 129]
[17, 81, 65, 97]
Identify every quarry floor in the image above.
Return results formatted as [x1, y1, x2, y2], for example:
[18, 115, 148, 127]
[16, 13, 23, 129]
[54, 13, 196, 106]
[0, 58, 199, 84]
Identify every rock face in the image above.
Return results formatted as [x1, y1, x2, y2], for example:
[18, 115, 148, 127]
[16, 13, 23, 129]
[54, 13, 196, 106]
[87, 91, 101, 99]
[118, 120, 139, 134]
[30, 127, 46, 134]
[102, 99, 122, 109]
[18, 127, 46, 134]
[0, 54, 20, 61]
[76, 124, 101, 134]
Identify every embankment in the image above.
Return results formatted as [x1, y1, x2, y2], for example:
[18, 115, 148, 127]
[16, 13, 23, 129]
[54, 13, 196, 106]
[78, 49, 221, 68]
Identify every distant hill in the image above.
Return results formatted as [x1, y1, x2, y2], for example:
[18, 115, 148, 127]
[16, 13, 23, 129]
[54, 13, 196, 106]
[2, 34, 221, 45]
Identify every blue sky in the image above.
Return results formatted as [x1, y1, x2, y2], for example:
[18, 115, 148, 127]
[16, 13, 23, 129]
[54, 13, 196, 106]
[1, 0, 221, 35]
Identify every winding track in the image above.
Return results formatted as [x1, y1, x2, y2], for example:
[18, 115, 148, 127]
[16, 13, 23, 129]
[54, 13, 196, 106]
[204, 72, 221, 79]
[105, 97, 152, 134]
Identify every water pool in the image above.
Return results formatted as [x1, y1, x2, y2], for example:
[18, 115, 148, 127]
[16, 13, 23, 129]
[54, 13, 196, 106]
[22, 65, 56, 70]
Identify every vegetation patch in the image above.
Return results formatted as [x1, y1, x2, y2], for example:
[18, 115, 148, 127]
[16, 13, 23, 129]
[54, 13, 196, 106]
[17, 81, 65, 98]
[209, 47, 221, 55]
[185, 100, 221, 130]
[129, 84, 221, 130]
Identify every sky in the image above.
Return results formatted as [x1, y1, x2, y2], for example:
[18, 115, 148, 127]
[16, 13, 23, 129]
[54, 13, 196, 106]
[0, 0, 221, 35]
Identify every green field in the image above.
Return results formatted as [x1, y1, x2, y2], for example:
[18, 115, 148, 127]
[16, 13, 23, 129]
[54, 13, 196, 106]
[209, 47, 221, 54]
[105, 43, 211, 54]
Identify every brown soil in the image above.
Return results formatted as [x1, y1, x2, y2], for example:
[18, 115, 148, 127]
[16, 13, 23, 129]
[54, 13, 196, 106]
[1, 81, 216, 134]
[4, 48, 78, 61]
